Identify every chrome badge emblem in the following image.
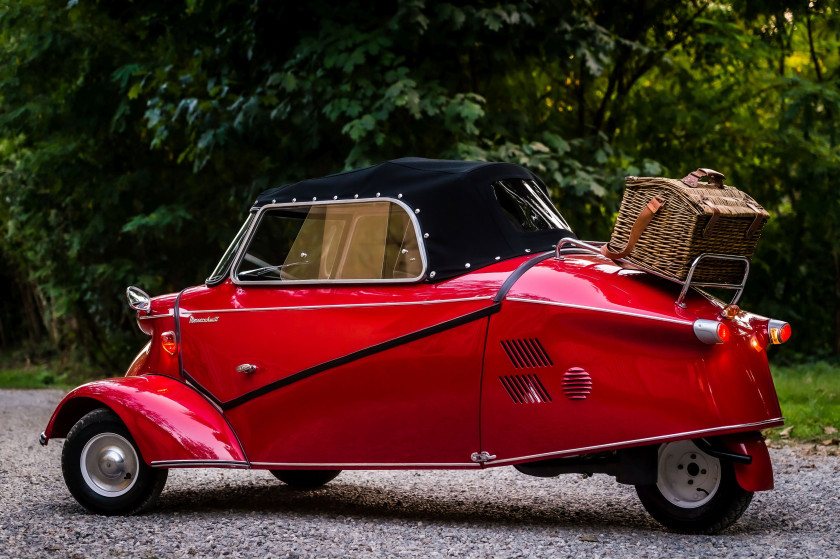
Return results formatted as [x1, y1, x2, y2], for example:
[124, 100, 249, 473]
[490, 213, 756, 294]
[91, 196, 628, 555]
[188, 316, 219, 324]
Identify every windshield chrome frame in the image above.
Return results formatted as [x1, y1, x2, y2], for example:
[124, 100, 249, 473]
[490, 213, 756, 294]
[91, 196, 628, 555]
[229, 197, 429, 286]
[206, 213, 257, 287]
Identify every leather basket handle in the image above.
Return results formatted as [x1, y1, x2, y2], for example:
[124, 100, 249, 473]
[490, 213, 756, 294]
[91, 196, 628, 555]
[601, 195, 666, 260]
[682, 168, 725, 188]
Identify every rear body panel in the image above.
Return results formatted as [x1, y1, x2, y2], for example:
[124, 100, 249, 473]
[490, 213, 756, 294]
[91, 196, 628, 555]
[480, 255, 782, 465]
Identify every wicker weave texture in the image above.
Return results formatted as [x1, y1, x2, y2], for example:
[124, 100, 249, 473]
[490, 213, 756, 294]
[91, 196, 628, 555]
[607, 177, 769, 283]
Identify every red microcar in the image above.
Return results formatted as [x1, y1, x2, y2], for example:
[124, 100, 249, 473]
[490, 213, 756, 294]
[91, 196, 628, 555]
[41, 158, 790, 533]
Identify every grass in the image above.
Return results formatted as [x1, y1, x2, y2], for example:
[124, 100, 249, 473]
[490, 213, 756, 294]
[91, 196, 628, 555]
[0, 357, 837, 443]
[0, 364, 75, 389]
[768, 361, 840, 443]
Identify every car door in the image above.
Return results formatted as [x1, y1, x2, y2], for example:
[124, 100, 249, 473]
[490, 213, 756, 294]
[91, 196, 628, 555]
[179, 200, 493, 467]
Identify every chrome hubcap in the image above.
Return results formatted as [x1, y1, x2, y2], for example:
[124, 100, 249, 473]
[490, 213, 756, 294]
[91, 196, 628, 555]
[80, 433, 139, 497]
[657, 440, 721, 508]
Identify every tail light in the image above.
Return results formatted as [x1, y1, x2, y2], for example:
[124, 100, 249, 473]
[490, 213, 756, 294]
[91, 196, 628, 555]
[694, 319, 729, 344]
[768, 320, 791, 345]
[160, 331, 178, 355]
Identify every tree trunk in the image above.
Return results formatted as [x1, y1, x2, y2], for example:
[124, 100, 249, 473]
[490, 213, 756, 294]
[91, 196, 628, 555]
[834, 250, 840, 355]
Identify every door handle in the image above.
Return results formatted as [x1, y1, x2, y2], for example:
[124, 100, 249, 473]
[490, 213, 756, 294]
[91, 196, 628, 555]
[236, 364, 258, 374]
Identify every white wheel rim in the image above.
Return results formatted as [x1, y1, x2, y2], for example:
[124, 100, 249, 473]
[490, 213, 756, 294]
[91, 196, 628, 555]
[80, 433, 140, 497]
[656, 440, 721, 509]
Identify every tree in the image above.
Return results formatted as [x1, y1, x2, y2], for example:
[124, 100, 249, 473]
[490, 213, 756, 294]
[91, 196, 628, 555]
[0, 0, 837, 370]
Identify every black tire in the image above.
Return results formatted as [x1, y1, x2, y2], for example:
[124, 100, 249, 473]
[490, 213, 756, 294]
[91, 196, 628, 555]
[270, 469, 341, 488]
[61, 408, 167, 515]
[635, 439, 753, 534]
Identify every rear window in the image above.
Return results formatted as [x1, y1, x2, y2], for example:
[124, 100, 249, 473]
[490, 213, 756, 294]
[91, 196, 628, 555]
[233, 200, 425, 283]
[492, 179, 570, 232]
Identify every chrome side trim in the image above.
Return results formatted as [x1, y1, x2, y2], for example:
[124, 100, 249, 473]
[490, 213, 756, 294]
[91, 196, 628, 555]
[150, 460, 250, 468]
[485, 418, 785, 466]
[249, 462, 480, 468]
[180, 296, 493, 315]
[505, 297, 694, 326]
[230, 197, 429, 286]
[138, 311, 174, 321]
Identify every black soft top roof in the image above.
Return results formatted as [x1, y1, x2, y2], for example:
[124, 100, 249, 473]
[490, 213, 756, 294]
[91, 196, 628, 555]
[253, 158, 575, 281]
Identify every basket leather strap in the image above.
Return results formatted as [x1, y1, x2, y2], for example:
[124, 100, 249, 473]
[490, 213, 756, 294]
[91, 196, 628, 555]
[682, 168, 725, 188]
[701, 198, 721, 238]
[744, 201, 763, 239]
[600, 195, 665, 260]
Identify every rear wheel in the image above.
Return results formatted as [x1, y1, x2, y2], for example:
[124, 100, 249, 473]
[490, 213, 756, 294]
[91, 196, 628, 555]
[61, 409, 167, 515]
[635, 439, 752, 534]
[270, 469, 341, 488]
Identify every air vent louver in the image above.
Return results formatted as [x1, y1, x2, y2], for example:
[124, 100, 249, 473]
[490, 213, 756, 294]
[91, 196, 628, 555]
[562, 367, 592, 400]
[501, 338, 553, 368]
[499, 374, 552, 404]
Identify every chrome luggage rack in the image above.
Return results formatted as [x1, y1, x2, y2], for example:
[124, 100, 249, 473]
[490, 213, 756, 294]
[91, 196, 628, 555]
[555, 238, 750, 308]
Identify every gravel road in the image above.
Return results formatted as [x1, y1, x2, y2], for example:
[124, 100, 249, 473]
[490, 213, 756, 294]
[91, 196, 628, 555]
[1, 389, 838, 559]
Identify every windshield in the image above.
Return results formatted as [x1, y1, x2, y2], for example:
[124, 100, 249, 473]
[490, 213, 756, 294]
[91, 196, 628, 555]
[233, 201, 424, 283]
[206, 213, 256, 285]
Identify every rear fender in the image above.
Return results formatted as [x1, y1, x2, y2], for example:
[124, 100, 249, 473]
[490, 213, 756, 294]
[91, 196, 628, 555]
[42, 375, 247, 467]
[720, 433, 773, 492]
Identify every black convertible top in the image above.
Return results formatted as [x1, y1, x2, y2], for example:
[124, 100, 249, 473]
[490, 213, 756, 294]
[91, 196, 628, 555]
[253, 158, 575, 281]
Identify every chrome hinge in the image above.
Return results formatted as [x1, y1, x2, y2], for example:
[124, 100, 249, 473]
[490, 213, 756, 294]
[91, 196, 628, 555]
[470, 451, 497, 463]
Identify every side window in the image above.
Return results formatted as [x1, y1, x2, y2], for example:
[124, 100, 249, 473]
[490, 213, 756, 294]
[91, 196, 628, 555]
[492, 179, 571, 232]
[234, 201, 424, 282]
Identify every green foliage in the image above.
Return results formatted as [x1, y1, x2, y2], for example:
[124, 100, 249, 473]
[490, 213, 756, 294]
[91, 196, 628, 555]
[0, 0, 837, 370]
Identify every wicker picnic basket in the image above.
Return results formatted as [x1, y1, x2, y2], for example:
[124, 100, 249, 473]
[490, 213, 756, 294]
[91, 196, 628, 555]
[601, 168, 770, 284]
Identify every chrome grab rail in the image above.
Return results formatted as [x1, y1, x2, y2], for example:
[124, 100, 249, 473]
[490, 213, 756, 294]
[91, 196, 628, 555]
[554, 238, 605, 260]
[554, 239, 750, 308]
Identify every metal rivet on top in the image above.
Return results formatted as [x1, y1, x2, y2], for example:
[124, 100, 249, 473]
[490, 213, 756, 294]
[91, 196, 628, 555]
[272, 199, 276, 204]
[465, 263, 471, 268]
[333, 196, 338, 200]
[423, 233, 429, 239]
[398, 194, 403, 199]
[376, 192, 381, 197]
[292, 198, 296, 202]
[313, 197, 317, 201]
[525, 249, 531, 253]
[415, 209, 420, 214]
[495, 256, 501, 260]
[430, 271, 436, 278]
[354, 194, 359, 199]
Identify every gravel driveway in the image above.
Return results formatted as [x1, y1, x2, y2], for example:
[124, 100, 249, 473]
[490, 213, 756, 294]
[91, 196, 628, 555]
[1, 389, 838, 559]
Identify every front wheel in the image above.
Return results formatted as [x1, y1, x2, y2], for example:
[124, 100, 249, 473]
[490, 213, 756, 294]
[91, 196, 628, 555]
[635, 439, 753, 534]
[270, 469, 341, 488]
[61, 409, 167, 515]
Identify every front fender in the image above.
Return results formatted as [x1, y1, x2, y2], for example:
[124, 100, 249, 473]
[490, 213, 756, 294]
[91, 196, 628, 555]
[721, 433, 773, 492]
[42, 375, 247, 467]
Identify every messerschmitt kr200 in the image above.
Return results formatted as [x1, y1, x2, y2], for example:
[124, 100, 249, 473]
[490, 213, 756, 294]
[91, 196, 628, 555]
[41, 158, 790, 533]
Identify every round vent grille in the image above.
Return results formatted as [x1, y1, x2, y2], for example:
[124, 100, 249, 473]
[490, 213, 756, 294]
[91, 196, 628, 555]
[562, 367, 592, 400]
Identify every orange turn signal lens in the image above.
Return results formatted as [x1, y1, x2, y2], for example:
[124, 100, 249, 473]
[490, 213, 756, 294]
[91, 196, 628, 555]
[160, 331, 177, 355]
[750, 335, 764, 352]
[720, 304, 740, 320]
[768, 320, 791, 345]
